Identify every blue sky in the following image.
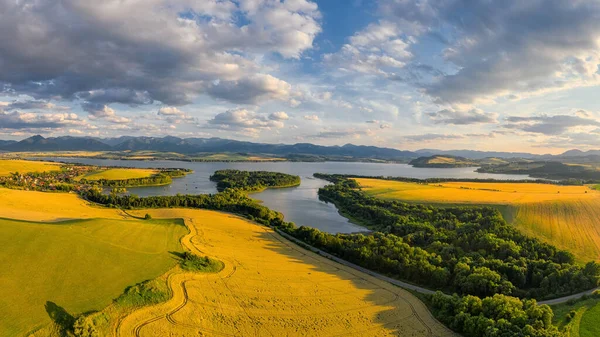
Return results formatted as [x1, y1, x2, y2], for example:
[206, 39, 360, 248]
[1, 0, 600, 154]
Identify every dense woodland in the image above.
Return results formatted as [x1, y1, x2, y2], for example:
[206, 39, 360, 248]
[313, 174, 600, 299]
[82, 171, 600, 337]
[430, 292, 561, 337]
[210, 169, 301, 192]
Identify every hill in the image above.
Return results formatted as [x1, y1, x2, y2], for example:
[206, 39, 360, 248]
[415, 148, 545, 159]
[3, 135, 111, 151]
[0, 135, 417, 161]
[477, 161, 600, 181]
[409, 155, 479, 168]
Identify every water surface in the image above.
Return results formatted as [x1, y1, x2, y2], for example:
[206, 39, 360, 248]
[42, 158, 530, 233]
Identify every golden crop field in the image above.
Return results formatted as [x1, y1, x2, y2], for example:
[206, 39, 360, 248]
[428, 156, 458, 164]
[0, 159, 61, 176]
[0, 188, 125, 221]
[80, 168, 158, 181]
[116, 208, 454, 337]
[355, 178, 600, 262]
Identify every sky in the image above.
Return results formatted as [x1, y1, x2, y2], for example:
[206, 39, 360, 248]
[1, 0, 600, 154]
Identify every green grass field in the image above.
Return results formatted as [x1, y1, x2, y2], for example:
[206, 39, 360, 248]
[0, 159, 61, 176]
[0, 217, 187, 336]
[80, 168, 157, 181]
[553, 297, 600, 337]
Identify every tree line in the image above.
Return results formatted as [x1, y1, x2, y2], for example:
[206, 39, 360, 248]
[313, 173, 582, 186]
[210, 169, 301, 192]
[312, 174, 600, 299]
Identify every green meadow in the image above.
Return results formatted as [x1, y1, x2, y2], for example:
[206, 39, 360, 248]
[0, 217, 187, 336]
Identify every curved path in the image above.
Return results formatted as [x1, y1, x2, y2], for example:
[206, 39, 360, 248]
[538, 287, 600, 305]
[116, 209, 455, 337]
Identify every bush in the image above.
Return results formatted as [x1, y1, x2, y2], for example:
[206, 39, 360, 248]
[115, 279, 169, 308]
[144, 213, 152, 220]
[179, 252, 223, 272]
[73, 316, 99, 337]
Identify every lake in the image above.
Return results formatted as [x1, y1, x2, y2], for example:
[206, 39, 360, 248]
[42, 158, 531, 233]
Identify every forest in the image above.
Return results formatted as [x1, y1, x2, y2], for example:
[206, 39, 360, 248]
[210, 169, 301, 192]
[312, 174, 599, 299]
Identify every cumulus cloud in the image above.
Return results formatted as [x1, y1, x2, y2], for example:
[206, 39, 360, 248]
[379, 0, 600, 104]
[207, 74, 292, 104]
[0, 0, 320, 107]
[82, 103, 116, 118]
[206, 108, 286, 131]
[303, 114, 319, 121]
[81, 102, 130, 124]
[5, 100, 70, 111]
[0, 111, 87, 129]
[542, 130, 600, 148]
[426, 108, 498, 125]
[324, 20, 412, 76]
[158, 107, 184, 116]
[156, 106, 195, 124]
[269, 111, 289, 120]
[504, 114, 600, 135]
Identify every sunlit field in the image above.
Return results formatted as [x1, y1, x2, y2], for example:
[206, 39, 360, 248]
[553, 296, 600, 337]
[0, 193, 187, 336]
[0, 188, 124, 221]
[0, 159, 61, 176]
[356, 178, 600, 262]
[80, 168, 158, 181]
[114, 208, 454, 337]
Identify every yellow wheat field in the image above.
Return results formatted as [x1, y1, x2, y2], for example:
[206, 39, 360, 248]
[0, 159, 61, 176]
[81, 168, 158, 181]
[117, 208, 455, 337]
[0, 188, 126, 221]
[355, 178, 595, 204]
[355, 178, 600, 261]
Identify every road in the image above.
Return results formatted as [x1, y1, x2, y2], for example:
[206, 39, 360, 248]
[275, 228, 599, 305]
[538, 287, 599, 305]
[275, 228, 437, 295]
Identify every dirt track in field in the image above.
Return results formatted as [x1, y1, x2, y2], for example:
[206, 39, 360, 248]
[116, 209, 455, 337]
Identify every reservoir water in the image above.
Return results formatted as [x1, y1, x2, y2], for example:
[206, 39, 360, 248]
[43, 158, 531, 233]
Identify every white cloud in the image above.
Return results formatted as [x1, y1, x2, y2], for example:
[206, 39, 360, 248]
[426, 108, 498, 125]
[303, 114, 319, 121]
[269, 111, 289, 120]
[206, 108, 286, 133]
[324, 20, 412, 76]
[0, 0, 321, 106]
[207, 74, 292, 104]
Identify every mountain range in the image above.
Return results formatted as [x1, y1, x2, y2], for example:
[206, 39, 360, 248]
[0, 135, 594, 161]
[0, 135, 416, 160]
